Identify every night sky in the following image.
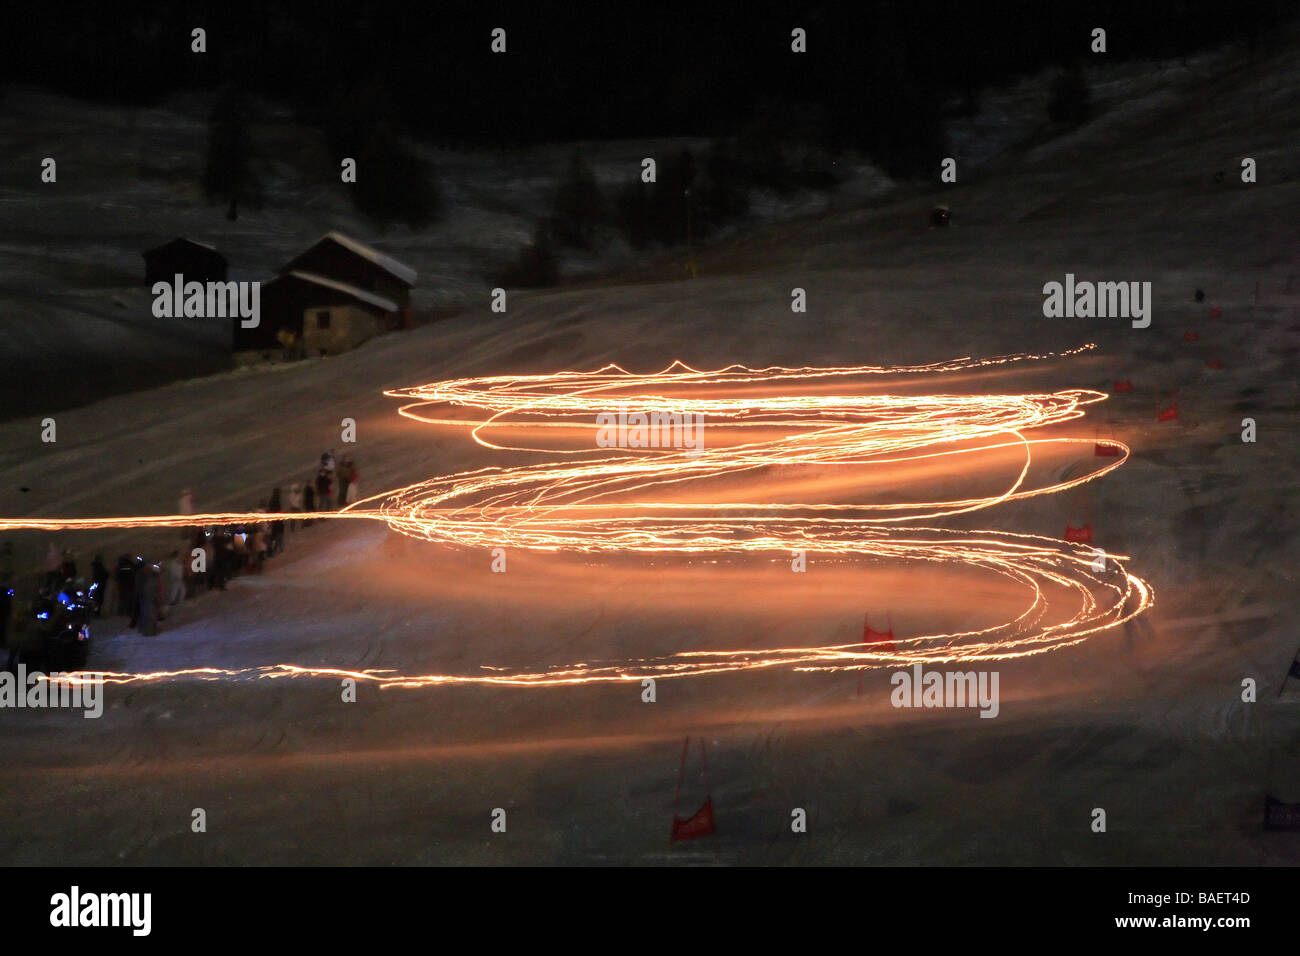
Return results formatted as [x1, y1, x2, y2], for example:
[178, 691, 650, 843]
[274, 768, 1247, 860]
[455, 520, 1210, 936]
[7, 0, 1287, 147]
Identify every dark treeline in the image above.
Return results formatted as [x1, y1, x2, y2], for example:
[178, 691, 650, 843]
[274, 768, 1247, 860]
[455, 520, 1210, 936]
[4, 0, 1293, 237]
[8, 1, 1291, 158]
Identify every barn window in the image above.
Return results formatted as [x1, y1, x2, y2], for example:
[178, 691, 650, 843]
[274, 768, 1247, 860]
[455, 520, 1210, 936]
[316, 310, 331, 329]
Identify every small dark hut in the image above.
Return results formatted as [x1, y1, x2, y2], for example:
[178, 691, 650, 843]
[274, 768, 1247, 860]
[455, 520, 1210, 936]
[143, 237, 227, 286]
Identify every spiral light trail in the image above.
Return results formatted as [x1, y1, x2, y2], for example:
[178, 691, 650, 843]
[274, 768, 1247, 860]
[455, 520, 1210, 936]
[4, 345, 1153, 688]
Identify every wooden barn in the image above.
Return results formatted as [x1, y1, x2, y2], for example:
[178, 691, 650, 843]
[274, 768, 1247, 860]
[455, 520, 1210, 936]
[143, 237, 227, 286]
[279, 232, 417, 327]
[235, 271, 398, 357]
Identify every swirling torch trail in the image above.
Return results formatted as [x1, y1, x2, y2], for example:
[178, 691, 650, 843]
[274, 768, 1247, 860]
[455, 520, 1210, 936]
[1, 346, 1153, 687]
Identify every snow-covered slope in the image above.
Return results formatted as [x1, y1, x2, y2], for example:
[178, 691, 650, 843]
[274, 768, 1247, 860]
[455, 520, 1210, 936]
[0, 31, 1298, 864]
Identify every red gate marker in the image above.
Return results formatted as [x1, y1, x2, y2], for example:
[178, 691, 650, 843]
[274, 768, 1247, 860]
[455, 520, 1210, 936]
[1094, 422, 1121, 457]
[1183, 331, 1200, 342]
[1205, 358, 1223, 370]
[1157, 404, 1178, 422]
[1065, 523, 1093, 543]
[1113, 379, 1133, 393]
[863, 613, 896, 652]
[671, 797, 716, 843]
[670, 737, 717, 845]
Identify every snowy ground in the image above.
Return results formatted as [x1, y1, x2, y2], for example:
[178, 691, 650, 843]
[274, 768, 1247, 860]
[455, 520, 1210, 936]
[1, 34, 1299, 864]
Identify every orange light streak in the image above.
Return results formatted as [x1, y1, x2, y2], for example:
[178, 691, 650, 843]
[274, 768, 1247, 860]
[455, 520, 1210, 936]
[1, 346, 1153, 687]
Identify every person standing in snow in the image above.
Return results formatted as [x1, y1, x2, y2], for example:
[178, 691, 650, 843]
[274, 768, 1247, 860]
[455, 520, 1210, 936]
[302, 479, 316, 526]
[178, 488, 195, 539]
[0, 542, 12, 666]
[115, 554, 135, 616]
[0, 542, 13, 593]
[181, 531, 200, 597]
[335, 455, 353, 498]
[90, 554, 109, 616]
[137, 563, 159, 635]
[59, 549, 77, 584]
[194, 529, 213, 594]
[211, 532, 232, 591]
[267, 488, 286, 556]
[248, 522, 267, 573]
[315, 467, 334, 511]
[162, 550, 184, 613]
[231, 527, 249, 574]
[0, 580, 9, 669]
[337, 454, 361, 506]
[128, 557, 144, 627]
[347, 461, 360, 505]
[43, 542, 61, 589]
[258, 504, 273, 561]
[287, 483, 303, 531]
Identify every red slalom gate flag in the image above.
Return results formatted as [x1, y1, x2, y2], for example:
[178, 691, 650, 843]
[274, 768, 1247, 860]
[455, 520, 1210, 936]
[1065, 523, 1093, 543]
[1113, 379, 1134, 393]
[1157, 404, 1179, 422]
[1205, 358, 1224, 369]
[1183, 331, 1200, 342]
[1095, 423, 1121, 457]
[863, 614, 896, 652]
[671, 736, 716, 846]
[671, 797, 716, 842]
[1209, 306, 1223, 318]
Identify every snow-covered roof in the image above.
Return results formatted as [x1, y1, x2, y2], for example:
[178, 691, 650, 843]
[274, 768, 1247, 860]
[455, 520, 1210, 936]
[273, 271, 399, 313]
[143, 236, 222, 257]
[294, 231, 418, 287]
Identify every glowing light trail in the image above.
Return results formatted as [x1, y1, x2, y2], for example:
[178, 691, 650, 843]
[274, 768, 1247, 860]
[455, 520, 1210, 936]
[1, 346, 1153, 687]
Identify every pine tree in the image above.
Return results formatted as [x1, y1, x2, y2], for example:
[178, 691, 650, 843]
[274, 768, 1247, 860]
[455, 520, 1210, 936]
[333, 78, 440, 229]
[551, 149, 604, 250]
[493, 218, 558, 288]
[203, 85, 264, 221]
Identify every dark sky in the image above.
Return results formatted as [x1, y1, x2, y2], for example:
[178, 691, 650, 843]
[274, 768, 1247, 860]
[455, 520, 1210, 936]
[5, 0, 1288, 145]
